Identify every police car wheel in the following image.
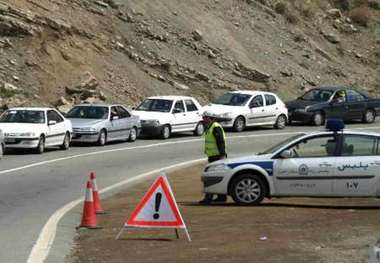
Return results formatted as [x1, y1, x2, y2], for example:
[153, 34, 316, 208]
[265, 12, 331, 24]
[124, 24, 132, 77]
[230, 174, 265, 205]
[233, 116, 245, 132]
[194, 122, 204, 136]
[363, 109, 375, 124]
[161, 125, 171, 139]
[313, 112, 324, 126]
[274, 115, 287, 129]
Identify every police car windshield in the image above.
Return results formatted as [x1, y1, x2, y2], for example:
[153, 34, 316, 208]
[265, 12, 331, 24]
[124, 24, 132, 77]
[301, 89, 334, 102]
[66, 106, 109, 119]
[213, 93, 251, 106]
[258, 134, 305, 155]
[136, 99, 173, 112]
[0, 110, 45, 124]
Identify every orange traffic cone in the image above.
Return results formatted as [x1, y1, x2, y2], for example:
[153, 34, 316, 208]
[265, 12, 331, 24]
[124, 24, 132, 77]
[78, 180, 99, 229]
[89, 172, 105, 214]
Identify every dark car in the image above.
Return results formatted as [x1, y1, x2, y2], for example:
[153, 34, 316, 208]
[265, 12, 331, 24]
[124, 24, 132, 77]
[286, 87, 380, 126]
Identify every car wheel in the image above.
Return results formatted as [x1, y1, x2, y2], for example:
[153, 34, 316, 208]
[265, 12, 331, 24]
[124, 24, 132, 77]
[161, 125, 171, 140]
[193, 122, 204, 136]
[363, 109, 375, 124]
[230, 174, 266, 205]
[274, 115, 287, 129]
[60, 132, 70, 150]
[128, 127, 138, 142]
[97, 130, 107, 146]
[35, 135, 45, 154]
[233, 116, 245, 132]
[312, 112, 325, 126]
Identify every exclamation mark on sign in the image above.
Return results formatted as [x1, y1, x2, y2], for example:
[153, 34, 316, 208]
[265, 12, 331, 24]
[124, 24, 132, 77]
[153, 192, 162, 220]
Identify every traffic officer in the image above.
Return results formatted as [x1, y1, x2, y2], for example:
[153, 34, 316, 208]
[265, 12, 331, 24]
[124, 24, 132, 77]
[200, 112, 228, 204]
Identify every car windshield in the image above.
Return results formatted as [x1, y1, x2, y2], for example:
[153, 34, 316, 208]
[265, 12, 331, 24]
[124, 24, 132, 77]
[258, 134, 305, 155]
[300, 89, 334, 102]
[135, 99, 173, 112]
[0, 110, 45, 124]
[213, 93, 251, 106]
[66, 106, 109, 119]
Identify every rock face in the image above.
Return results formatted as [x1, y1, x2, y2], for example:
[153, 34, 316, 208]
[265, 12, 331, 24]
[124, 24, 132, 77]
[233, 63, 271, 83]
[323, 32, 341, 44]
[0, 0, 378, 112]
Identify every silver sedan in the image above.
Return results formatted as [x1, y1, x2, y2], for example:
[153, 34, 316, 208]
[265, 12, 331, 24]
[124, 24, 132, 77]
[67, 104, 141, 146]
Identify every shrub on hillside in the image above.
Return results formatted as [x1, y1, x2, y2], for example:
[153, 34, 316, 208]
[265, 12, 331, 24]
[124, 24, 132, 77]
[274, 1, 299, 24]
[332, 0, 351, 11]
[350, 6, 371, 26]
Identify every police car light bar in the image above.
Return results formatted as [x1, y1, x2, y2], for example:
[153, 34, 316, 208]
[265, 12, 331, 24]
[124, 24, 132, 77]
[325, 118, 345, 132]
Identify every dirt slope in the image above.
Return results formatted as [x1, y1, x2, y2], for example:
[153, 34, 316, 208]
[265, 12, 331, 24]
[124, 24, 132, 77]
[0, 0, 379, 110]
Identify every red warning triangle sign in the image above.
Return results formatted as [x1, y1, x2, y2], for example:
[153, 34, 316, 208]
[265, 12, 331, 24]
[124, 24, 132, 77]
[125, 175, 186, 228]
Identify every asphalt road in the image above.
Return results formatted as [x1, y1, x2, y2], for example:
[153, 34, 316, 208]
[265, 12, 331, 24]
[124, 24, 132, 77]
[1, 123, 380, 263]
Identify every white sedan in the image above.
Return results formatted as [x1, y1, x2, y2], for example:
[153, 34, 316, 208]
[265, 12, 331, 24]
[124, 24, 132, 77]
[202, 120, 380, 205]
[132, 96, 204, 139]
[202, 90, 288, 132]
[0, 107, 72, 153]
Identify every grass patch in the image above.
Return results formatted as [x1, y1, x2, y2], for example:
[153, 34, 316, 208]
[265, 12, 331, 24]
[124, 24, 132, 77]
[0, 87, 18, 98]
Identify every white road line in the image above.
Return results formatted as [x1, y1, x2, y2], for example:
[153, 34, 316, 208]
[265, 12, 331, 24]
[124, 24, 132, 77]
[26, 158, 205, 263]
[0, 131, 299, 176]
[2, 126, 380, 176]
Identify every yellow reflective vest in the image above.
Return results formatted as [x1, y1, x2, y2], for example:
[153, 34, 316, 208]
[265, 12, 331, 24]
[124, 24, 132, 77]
[204, 122, 226, 157]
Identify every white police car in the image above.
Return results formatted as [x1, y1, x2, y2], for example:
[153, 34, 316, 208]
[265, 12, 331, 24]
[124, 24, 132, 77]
[202, 119, 380, 205]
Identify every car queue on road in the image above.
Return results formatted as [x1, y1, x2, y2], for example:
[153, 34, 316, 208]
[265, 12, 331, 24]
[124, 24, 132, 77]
[0, 85, 378, 155]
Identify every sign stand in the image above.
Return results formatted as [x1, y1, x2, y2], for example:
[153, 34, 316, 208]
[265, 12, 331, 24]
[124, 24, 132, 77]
[116, 174, 191, 242]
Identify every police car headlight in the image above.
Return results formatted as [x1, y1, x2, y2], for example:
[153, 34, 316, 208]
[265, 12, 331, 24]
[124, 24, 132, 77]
[206, 163, 230, 172]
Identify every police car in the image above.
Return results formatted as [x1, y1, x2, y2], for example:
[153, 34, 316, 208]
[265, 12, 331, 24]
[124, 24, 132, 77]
[202, 119, 380, 205]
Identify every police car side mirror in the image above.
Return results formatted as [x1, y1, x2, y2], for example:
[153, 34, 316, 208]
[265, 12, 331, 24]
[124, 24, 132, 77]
[280, 150, 292, 159]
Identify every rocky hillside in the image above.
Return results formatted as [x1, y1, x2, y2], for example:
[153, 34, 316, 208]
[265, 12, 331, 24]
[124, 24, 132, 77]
[0, 0, 379, 111]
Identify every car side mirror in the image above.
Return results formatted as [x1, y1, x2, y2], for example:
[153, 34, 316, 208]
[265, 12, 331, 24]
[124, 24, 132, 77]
[111, 115, 119, 121]
[249, 103, 259, 108]
[172, 108, 182, 114]
[48, 120, 57, 126]
[280, 150, 292, 159]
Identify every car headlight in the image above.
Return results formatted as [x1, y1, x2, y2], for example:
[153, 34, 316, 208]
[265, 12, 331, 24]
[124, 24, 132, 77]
[206, 163, 230, 172]
[80, 127, 97, 132]
[18, 132, 36, 137]
[296, 107, 309, 113]
[143, 119, 160, 126]
[220, 112, 233, 118]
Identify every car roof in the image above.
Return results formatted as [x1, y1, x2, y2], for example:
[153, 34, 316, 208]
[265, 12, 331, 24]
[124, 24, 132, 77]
[229, 90, 276, 96]
[8, 107, 53, 111]
[73, 103, 123, 107]
[302, 130, 380, 138]
[310, 86, 346, 91]
[146, 95, 196, 100]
